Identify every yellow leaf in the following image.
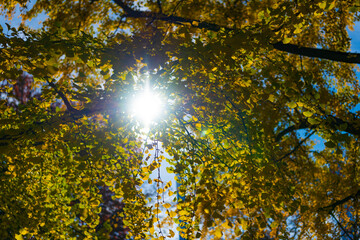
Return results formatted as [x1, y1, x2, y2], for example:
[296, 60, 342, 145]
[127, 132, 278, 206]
[165, 181, 172, 188]
[163, 203, 171, 208]
[214, 229, 222, 238]
[288, 102, 297, 109]
[294, 28, 302, 34]
[283, 37, 291, 44]
[169, 229, 175, 237]
[268, 94, 275, 102]
[192, 21, 199, 26]
[222, 221, 231, 229]
[319, 2, 326, 9]
[15, 234, 24, 240]
[169, 210, 177, 218]
[19, 228, 28, 235]
[303, 111, 313, 117]
[141, 174, 149, 181]
[314, 11, 323, 17]
[247, 59, 253, 66]
[178, 210, 188, 215]
[297, 102, 304, 107]
[328, 1, 335, 10]
[91, 200, 100, 207]
[8, 165, 15, 171]
[308, 118, 320, 125]
[149, 226, 155, 235]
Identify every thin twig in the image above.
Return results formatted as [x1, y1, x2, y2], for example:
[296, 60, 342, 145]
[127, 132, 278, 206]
[156, 0, 162, 13]
[330, 211, 353, 240]
[46, 78, 78, 113]
[275, 130, 315, 163]
[319, 189, 360, 213]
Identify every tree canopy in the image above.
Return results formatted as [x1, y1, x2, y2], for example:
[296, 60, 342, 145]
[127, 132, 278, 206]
[1, 0, 360, 239]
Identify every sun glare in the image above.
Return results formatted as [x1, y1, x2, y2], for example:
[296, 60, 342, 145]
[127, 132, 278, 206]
[131, 88, 163, 129]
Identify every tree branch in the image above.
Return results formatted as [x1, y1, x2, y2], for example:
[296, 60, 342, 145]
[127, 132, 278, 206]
[330, 212, 353, 240]
[156, 0, 162, 14]
[275, 119, 313, 142]
[273, 42, 360, 64]
[326, 115, 360, 137]
[0, 98, 120, 148]
[113, 0, 360, 64]
[113, 0, 137, 15]
[46, 79, 78, 113]
[275, 130, 315, 163]
[114, 0, 233, 31]
[319, 189, 360, 213]
[275, 115, 360, 142]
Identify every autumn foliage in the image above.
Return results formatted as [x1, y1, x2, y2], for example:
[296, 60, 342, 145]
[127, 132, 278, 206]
[1, 0, 360, 239]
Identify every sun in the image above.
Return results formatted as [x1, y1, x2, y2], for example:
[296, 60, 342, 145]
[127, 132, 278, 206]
[131, 87, 163, 129]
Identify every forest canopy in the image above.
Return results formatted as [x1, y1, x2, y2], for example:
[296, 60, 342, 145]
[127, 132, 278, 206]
[1, 0, 360, 239]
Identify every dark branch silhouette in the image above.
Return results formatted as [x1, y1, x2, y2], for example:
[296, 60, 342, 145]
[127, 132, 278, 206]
[273, 42, 360, 64]
[113, 0, 360, 64]
[0, 97, 120, 148]
[330, 212, 353, 240]
[275, 115, 360, 142]
[319, 189, 360, 213]
[275, 119, 312, 142]
[46, 79, 79, 113]
[114, 0, 225, 31]
[275, 130, 315, 163]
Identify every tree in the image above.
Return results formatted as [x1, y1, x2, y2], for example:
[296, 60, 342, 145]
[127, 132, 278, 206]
[1, 0, 360, 239]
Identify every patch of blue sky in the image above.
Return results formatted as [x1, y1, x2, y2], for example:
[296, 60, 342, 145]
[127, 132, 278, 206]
[303, 22, 360, 152]
[0, 2, 47, 30]
[297, 128, 325, 153]
[349, 22, 360, 53]
[348, 21, 360, 113]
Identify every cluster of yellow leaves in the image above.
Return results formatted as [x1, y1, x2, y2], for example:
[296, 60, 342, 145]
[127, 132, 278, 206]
[1, 0, 360, 239]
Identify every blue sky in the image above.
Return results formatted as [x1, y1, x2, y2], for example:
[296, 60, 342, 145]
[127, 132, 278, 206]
[349, 22, 360, 52]
[347, 22, 360, 115]
[0, 3, 45, 30]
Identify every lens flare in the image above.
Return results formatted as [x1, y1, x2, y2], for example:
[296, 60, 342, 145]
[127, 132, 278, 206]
[131, 89, 162, 128]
